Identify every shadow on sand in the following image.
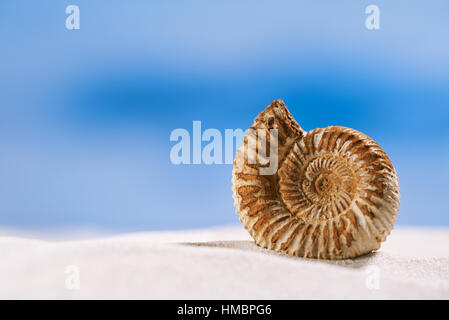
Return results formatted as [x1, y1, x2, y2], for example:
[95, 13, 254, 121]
[181, 240, 379, 269]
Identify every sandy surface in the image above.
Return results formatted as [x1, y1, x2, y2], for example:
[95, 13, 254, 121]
[0, 226, 448, 299]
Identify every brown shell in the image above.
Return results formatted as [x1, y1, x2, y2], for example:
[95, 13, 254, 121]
[232, 100, 400, 259]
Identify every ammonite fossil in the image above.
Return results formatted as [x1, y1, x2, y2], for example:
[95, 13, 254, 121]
[232, 100, 400, 259]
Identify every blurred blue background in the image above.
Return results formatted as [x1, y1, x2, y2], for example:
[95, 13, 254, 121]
[0, 1, 448, 232]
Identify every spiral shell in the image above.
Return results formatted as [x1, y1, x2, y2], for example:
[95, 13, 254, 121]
[232, 100, 400, 259]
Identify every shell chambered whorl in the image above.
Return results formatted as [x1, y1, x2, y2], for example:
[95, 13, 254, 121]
[232, 99, 400, 259]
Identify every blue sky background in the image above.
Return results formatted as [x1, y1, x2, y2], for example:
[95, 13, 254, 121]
[0, 1, 448, 231]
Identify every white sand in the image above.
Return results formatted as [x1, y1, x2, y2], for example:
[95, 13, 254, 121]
[0, 226, 448, 299]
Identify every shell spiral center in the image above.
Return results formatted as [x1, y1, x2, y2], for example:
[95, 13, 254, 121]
[279, 150, 357, 222]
